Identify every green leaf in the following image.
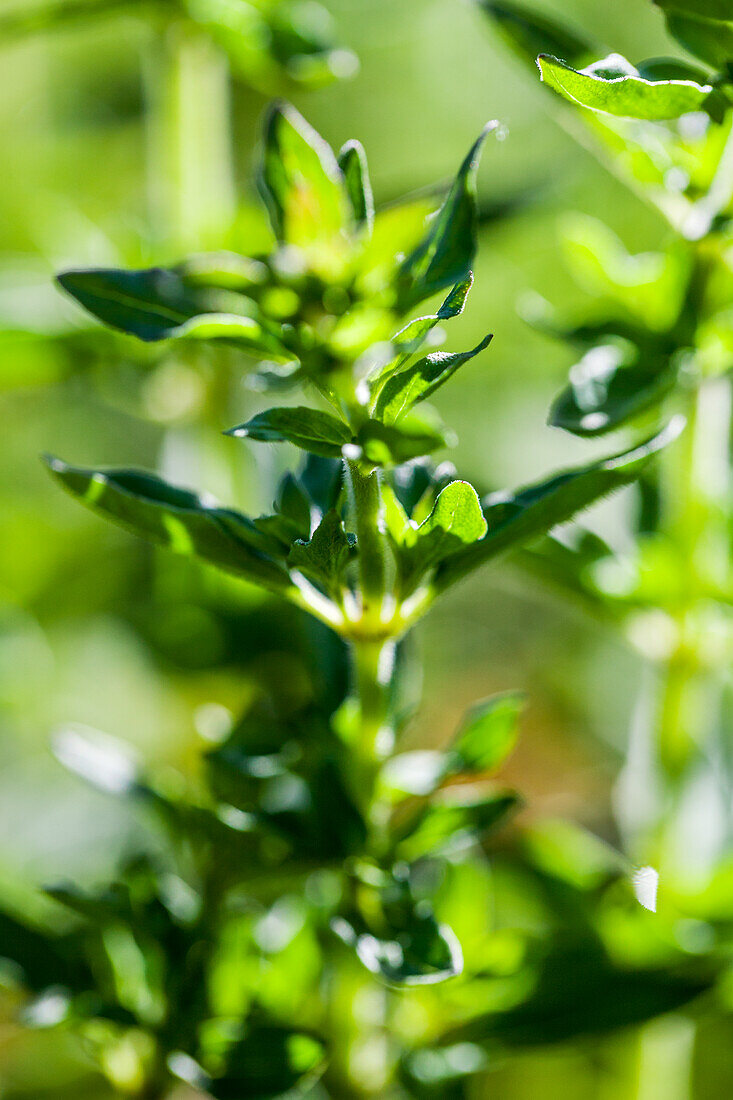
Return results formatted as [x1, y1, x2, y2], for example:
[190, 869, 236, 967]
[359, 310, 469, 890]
[398, 125, 494, 309]
[665, 11, 733, 69]
[560, 216, 691, 332]
[332, 903, 462, 986]
[368, 274, 474, 395]
[434, 419, 685, 592]
[478, 0, 595, 69]
[400, 480, 488, 590]
[56, 267, 275, 349]
[357, 415, 452, 466]
[45, 457, 292, 593]
[172, 1026, 326, 1099]
[374, 334, 492, 424]
[338, 139, 374, 231]
[450, 692, 524, 774]
[395, 787, 520, 861]
[437, 940, 712, 1047]
[549, 342, 677, 436]
[259, 101, 350, 248]
[654, 0, 733, 20]
[538, 53, 715, 121]
[288, 510, 352, 589]
[226, 407, 352, 458]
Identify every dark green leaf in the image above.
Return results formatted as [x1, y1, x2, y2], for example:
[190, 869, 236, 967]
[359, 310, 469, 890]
[374, 334, 492, 424]
[398, 126, 494, 309]
[450, 692, 524, 774]
[56, 267, 274, 348]
[333, 903, 462, 986]
[45, 458, 292, 593]
[259, 101, 350, 247]
[275, 472, 312, 538]
[654, 0, 733, 20]
[338, 139, 374, 231]
[665, 12, 733, 69]
[438, 940, 712, 1047]
[478, 0, 595, 69]
[549, 342, 677, 436]
[227, 407, 352, 458]
[173, 1026, 326, 1099]
[538, 53, 715, 120]
[288, 510, 352, 589]
[357, 415, 452, 466]
[435, 419, 684, 592]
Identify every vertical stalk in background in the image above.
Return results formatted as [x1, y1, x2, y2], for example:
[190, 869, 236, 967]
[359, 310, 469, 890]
[653, 367, 731, 868]
[143, 18, 235, 252]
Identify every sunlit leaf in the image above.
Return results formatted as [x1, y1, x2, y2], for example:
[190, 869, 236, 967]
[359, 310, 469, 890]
[538, 53, 715, 121]
[395, 787, 520, 861]
[400, 480, 488, 590]
[259, 101, 350, 250]
[450, 692, 524, 773]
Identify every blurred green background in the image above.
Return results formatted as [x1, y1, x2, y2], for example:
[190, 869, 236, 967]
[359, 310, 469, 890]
[0, 0, 726, 1096]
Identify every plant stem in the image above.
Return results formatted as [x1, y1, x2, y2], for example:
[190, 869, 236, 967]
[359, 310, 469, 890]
[345, 459, 391, 625]
[351, 636, 396, 763]
[655, 370, 731, 847]
[143, 17, 235, 252]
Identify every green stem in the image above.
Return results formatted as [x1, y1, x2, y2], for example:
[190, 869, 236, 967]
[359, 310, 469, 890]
[351, 636, 396, 763]
[655, 370, 731, 824]
[143, 18, 235, 251]
[345, 459, 391, 625]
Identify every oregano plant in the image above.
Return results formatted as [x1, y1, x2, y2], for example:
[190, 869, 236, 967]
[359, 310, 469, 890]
[3, 103, 696, 1099]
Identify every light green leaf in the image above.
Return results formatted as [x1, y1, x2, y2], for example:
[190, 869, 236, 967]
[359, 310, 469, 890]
[398, 125, 495, 309]
[478, 0, 595, 69]
[395, 787, 520, 861]
[450, 693, 524, 774]
[538, 53, 715, 121]
[401, 480, 488, 589]
[45, 458, 292, 593]
[226, 407, 352, 458]
[435, 419, 685, 592]
[374, 334, 492, 424]
[338, 139, 374, 232]
[561, 215, 691, 331]
[259, 101, 350, 249]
